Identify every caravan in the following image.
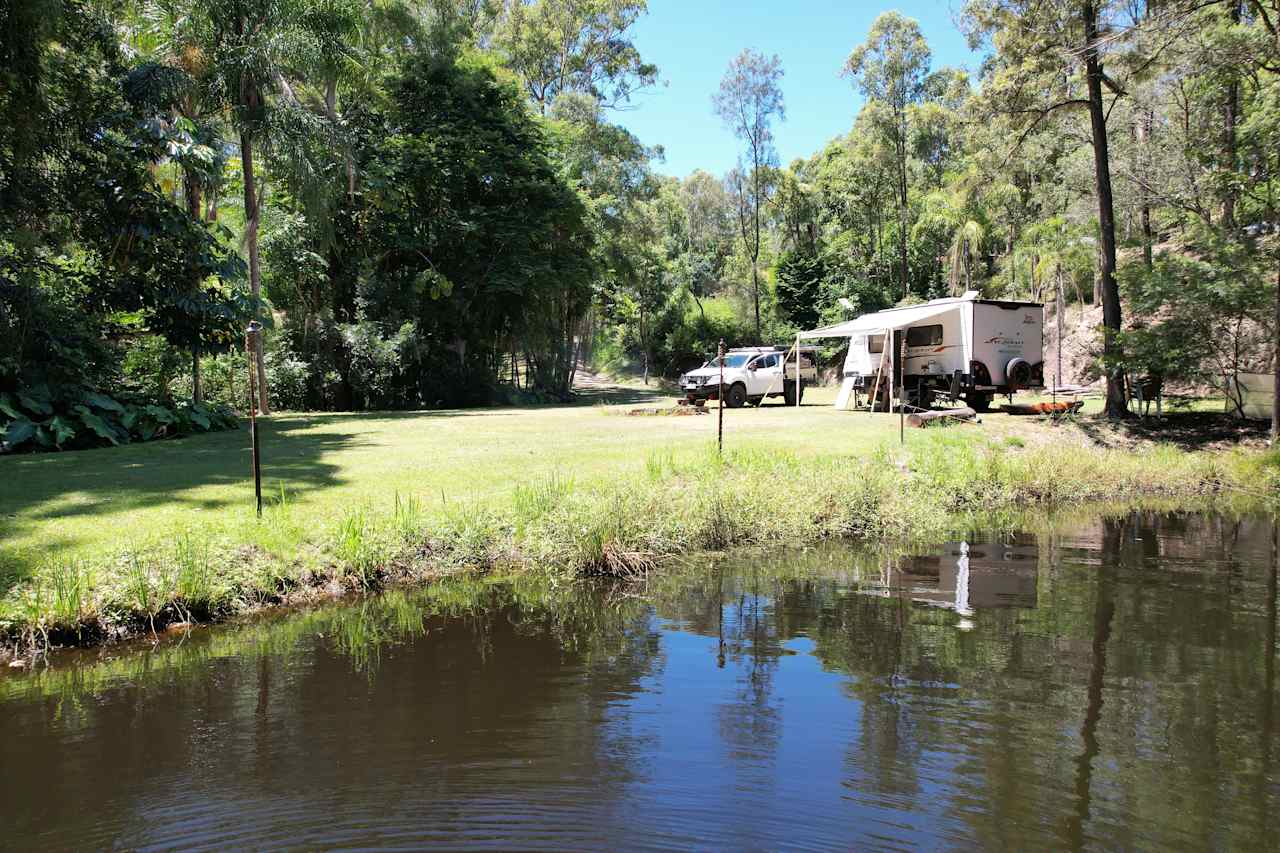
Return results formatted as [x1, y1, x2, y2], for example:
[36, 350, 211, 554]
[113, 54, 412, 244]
[800, 291, 1044, 412]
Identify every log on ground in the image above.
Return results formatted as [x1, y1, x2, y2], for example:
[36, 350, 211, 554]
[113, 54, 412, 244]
[906, 407, 977, 428]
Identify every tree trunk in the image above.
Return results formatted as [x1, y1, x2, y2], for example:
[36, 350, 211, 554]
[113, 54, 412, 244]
[750, 263, 761, 342]
[1223, 0, 1242, 230]
[1273, 252, 1279, 445]
[185, 174, 205, 404]
[1057, 266, 1065, 389]
[192, 344, 202, 404]
[964, 238, 971, 294]
[240, 128, 271, 414]
[752, 159, 763, 342]
[1137, 107, 1154, 268]
[897, 142, 909, 301]
[1084, 1, 1128, 418]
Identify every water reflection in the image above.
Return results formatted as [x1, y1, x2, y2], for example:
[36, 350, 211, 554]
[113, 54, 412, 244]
[0, 512, 1276, 851]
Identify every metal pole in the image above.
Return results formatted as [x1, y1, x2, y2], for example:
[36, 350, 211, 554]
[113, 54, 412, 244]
[899, 331, 905, 444]
[717, 338, 725, 455]
[246, 321, 263, 517]
[794, 334, 801, 409]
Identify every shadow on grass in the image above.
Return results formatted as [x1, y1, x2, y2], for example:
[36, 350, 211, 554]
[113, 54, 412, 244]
[0, 412, 480, 593]
[1072, 410, 1269, 451]
[570, 383, 670, 406]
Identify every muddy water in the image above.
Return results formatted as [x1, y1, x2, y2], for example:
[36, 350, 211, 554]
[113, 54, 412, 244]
[1, 512, 1277, 851]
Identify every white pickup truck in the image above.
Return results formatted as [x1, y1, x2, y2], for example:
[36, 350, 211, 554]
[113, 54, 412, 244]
[680, 347, 818, 408]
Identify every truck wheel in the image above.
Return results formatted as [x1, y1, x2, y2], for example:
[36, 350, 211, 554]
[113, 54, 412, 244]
[783, 380, 805, 407]
[965, 392, 991, 413]
[747, 396, 763, 407]
[726, 383, 747, 409]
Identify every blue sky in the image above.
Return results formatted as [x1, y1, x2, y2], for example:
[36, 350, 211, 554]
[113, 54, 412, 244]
[614, 0, 979, 178]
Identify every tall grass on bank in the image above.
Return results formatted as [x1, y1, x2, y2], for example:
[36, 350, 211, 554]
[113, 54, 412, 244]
[2, 436, 1277, 657]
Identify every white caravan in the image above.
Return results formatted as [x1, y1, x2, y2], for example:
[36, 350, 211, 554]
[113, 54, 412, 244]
[799, 292, 1044, 411]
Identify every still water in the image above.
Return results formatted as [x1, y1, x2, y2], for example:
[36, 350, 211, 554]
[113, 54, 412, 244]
[1, 511, 1277, 851]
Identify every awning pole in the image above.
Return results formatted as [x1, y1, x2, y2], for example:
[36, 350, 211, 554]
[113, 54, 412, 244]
[795, 334, 801, 410]
[899, 331, 905, 445]
[887, 328, 894, 424]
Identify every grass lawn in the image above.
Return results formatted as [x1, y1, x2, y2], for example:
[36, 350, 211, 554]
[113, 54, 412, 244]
[0, 381, 1263, 570]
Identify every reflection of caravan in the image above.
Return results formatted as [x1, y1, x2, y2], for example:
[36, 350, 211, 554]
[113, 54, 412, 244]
[862, 538, 1039, 615]
[800, 291, 1044, 411]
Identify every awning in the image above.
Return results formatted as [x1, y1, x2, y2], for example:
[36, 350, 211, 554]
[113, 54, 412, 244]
[798, 300, 964, 339]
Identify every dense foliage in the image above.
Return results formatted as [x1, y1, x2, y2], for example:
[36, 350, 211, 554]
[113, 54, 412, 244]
[2, 0, 1277, 440]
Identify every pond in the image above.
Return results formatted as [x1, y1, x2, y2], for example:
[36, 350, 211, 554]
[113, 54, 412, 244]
[1, 511, 1276, 851]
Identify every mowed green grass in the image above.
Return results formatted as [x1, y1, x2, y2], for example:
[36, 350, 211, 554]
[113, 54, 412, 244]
[0, 381, 1233, 572]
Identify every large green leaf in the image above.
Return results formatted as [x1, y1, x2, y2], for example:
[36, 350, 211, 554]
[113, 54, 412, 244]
[48, 415, 77, 447]
[0, 394, 21, 420]
[82, 392, 125, 413]
[4, 418, 36, 447]
[73, 406, 120, 445]
[17, 391, 52, 416]
[188, 409, 212, 430]
[145, 404, 176, 424]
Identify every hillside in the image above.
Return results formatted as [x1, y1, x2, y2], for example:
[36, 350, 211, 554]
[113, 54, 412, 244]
[1043, 300, 1273, 398]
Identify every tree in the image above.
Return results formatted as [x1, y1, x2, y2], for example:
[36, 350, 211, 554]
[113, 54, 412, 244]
[1120, 227, 1271, 416]
[121, 53, 230, 402]
[962, 0, 1143, 417]
[0, 0, 248, 450]
[364, 53, 597, 402]
[1238, 61, 1280, 441]
[201, 0, 309, 414]
[775, 250, 824, 329]
[713, 49, 785, 342]
[845, 12, 931, 301]
[496, 0, 657, 114]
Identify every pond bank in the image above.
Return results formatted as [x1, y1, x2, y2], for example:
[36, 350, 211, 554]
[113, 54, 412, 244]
[2, 432, 1277, 662]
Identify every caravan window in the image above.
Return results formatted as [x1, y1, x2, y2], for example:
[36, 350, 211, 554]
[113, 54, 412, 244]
[867, 334, 884, 354]
[906, 324, 944, 347]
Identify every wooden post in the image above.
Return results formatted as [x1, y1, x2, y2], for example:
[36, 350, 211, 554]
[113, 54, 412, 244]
[869, 336, 889, 413]
[245, 322, 263, 517]
[717, 338, 725, 455]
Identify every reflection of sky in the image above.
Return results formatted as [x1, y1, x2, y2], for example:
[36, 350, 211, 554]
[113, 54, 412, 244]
[601, 620, 968, 849]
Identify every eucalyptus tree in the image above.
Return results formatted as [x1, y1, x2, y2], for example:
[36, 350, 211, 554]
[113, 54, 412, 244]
[845, 11, 931, 301]
[961, 0, 1135, 416]
[713, 49, 785, 342]
[495, 0, 657, 114]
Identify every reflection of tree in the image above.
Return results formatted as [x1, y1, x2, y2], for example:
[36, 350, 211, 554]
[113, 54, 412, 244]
[1260, 521, 1277, 839]
[1064, 516, 1118, 850]
[715, 571, 784, 778]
